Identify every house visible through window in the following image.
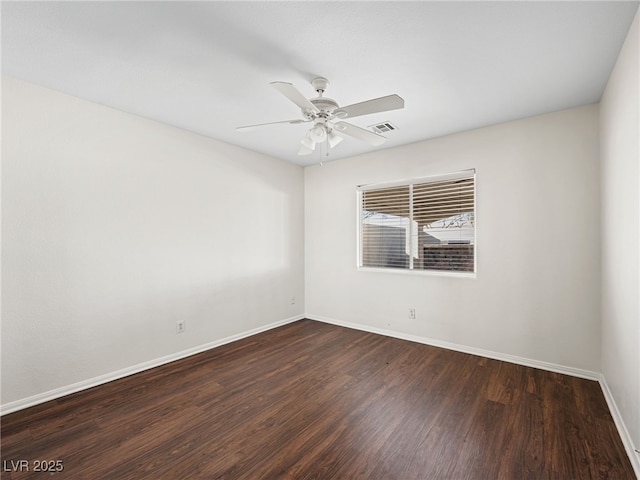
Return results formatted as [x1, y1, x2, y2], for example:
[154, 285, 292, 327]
[358, 170, 475, 274]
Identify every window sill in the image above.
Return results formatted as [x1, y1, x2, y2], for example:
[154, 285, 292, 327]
[357, 266, 476, 279]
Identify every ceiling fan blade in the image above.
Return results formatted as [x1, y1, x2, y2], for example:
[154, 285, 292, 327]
[236, 119, 307, 132]
[335, 94, 404, 119]
[334, 122, 386, 146]
[327, 130, 343, 148]
[270, 82, 319, 113]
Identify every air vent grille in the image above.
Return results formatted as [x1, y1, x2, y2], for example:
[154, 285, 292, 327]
[370, 121, 398, 134]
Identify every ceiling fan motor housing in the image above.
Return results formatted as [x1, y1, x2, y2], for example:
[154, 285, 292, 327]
[310, 97, 339, 115]
[305, 77, 339, 119]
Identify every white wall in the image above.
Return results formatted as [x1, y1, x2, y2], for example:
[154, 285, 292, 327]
[600, 9, 640, 454]
[305, 105, 601, 372]
[1, 76, 305, 408]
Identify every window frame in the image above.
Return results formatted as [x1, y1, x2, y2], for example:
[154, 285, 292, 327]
[356, 169, 477, 278]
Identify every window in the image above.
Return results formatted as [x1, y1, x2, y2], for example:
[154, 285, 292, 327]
[358, 170, 475, 274]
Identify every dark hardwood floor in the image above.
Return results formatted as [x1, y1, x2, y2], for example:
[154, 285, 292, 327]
[1, 319, 635, 479]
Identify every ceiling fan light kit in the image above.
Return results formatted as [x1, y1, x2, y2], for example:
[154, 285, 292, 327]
[237, 77, 404, 159]
[309, 124, 327, 143]
[300, 133, 316, 150]
[297, 144, 314, 156]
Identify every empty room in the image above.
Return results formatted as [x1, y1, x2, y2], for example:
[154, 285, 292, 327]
[1, 1, 639, 479]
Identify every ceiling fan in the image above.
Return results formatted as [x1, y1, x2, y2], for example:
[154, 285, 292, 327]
[237, 77, 404, 156]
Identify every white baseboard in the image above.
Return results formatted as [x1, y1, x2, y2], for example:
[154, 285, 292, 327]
[0, 314, 304, 416]
[308, 314, 600, 380]
[308, 314, 640, 477]
[598, 375, 640, 478]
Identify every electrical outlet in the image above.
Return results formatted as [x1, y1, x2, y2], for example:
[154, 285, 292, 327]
[409, 308, 416, 319]
[176, 320, 185, 334]
[290, 297, 295, 305]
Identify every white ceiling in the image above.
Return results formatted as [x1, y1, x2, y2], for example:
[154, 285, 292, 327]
[2, 1, 638, 166]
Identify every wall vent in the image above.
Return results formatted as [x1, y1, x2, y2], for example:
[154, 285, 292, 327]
[369, 121, 398, 134]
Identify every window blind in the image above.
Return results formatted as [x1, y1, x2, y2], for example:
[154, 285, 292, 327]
[358, 170, 475, 273]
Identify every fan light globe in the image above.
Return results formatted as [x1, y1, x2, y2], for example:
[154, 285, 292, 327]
[298, 144, 314, 156]
[309, 125, 327, 143]
[301, 134, 315, 150]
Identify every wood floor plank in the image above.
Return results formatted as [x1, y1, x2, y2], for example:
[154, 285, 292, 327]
[1, 319, 635, 479]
